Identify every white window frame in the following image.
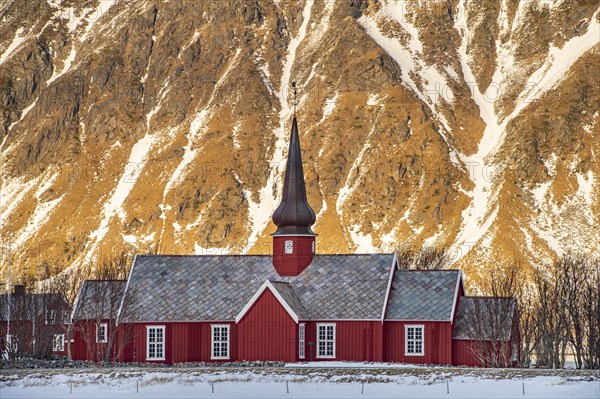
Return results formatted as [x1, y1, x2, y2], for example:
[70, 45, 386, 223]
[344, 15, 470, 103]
[45, 310, 55, 325]
[285, 240, 294, 254]
[146, 325, 166, 361]
[316, 323, 336, 359]
[6, 335, 17, 353]
[96, 322, 108, 343]
[404, 325, 425, 356]
[299, 323, 306, 359]
[211, 324, 230, 360]
[52, 334, 65, 351]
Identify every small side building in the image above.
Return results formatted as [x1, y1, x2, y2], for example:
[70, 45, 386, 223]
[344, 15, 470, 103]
[71, 280, 127, 362]
[1, 285, 71, 359]
[452, 297, 519, 367]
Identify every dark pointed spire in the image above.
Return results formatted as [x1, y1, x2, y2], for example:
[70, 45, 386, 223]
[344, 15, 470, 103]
[272, 116, 316, 236]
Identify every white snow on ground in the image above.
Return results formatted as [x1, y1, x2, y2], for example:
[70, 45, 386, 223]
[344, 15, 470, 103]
[240, 1, 315, 253]
[46, 44, 77, 85]
[0, 27, 26, 64]
[0, 369, 597, 399]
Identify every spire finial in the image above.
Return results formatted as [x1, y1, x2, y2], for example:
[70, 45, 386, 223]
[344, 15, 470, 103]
[292, 81, 298, 116]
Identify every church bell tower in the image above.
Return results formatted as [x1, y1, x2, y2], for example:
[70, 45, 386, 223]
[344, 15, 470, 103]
[272, 86, 316, 276]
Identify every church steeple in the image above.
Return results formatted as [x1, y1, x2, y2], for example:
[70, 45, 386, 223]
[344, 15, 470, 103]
[272, 86, 317, 276]
[272, 116, 316, 236]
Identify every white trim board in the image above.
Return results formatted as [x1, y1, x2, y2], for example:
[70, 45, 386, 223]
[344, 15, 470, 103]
[235, 280, 300, 323]
[380, 252, 397, 323]
[450, 269, 463, 325]
[117, 254, 137, 325]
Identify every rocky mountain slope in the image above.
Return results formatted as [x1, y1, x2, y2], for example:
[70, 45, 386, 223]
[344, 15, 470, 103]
[1, 0, 598, 284]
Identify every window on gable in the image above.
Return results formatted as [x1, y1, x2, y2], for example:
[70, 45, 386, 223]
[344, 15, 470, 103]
[285, 240, 293, 254]
[317, 323, 336, 358]
[146, 326, 165, 360]
[299, 323, 305, 359]
[96, 323, 108, 343]
[53, 334, 65, 352]
[211, 325, 230, 359]
[405, 325, 424, 356]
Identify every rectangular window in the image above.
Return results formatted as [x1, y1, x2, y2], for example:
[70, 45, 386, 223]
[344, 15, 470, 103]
[316, 323, 336, 359]
[96, 323, 108, 343]
[405, 325, 424, 356]
[45, 310, 55, 325]
[211, 325, 230, 360]
[146, 326, 165, 360]
[6, 335, 17, 353]
[285, 240, 294, 254]
[52, 334, 65, 351]
[299, 323, 305, 359]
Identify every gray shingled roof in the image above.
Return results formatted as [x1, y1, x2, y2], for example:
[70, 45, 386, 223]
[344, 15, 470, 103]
[453, 297, 517, 341]
[0, 293, 70, 322]
[72, 280, 126, 320]
[120, 254, 395, 322]
[384, 270, 460, 321]
[269, 282, 309, 321]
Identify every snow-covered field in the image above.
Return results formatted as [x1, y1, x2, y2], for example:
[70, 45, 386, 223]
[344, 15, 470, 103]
[1, 366, 598, 399]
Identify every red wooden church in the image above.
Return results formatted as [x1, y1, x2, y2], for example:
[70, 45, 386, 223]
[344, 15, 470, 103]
[72, 116, 519, 366]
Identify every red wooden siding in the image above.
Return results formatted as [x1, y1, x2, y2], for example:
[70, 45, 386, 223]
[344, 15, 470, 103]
[303, 321, 383, 362]
[71, 319, 117, 361]
[238, 290, 297, 362]
[123, 322, 235, 364]
[452, 339, 515, 367]
[452, 339, 479, 366]
[272, 236, 315, 276]
[383, 321, 453, 365]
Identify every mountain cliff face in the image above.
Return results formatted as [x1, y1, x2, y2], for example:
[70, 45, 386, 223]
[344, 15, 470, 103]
[1, 0, 598, 284]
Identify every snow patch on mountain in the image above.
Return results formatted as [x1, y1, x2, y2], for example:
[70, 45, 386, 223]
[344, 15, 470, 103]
[0, 27, 26, 64]
[245, 0, 315, 248]
[7, 98, 38, 133]
[0, 176, 41, 223]
[517, 10, 600, 111]
[358, 3, 460, 166]
[47, 44, 77, 85]
[320, 92, 338, 123]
